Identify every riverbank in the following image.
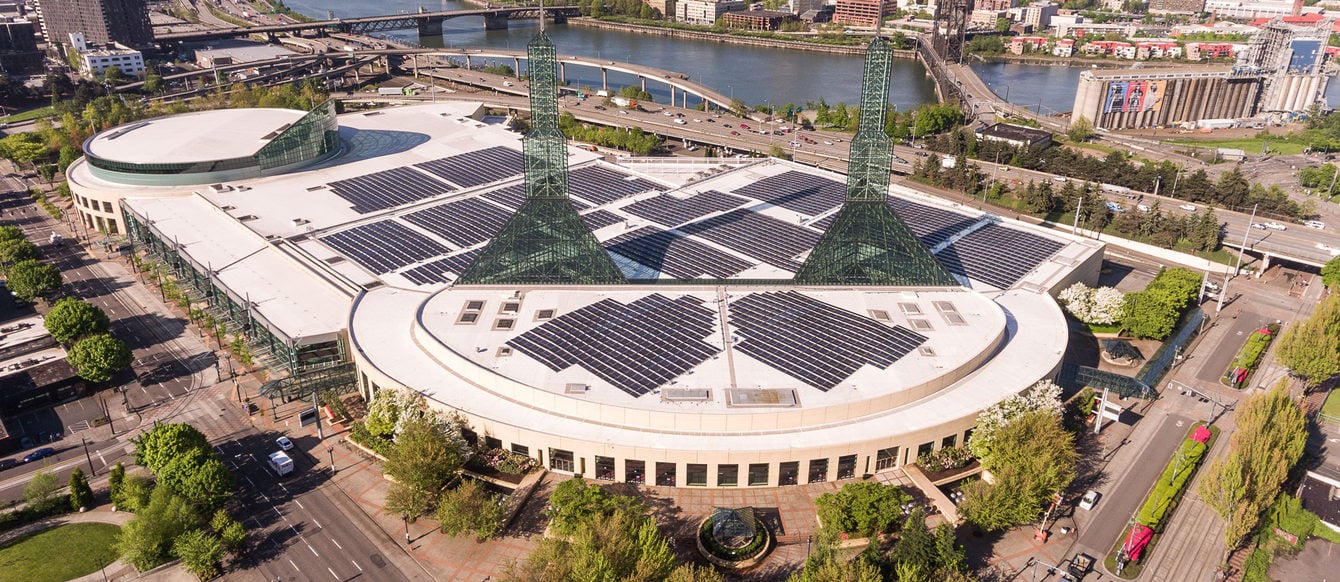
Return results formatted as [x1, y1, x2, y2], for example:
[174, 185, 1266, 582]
[568, 18, 876, 55]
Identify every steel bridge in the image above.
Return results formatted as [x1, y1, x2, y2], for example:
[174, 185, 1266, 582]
[154, 6, 582, 46]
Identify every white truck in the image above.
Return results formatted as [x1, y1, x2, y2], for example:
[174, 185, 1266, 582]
[268, 451, 294, 477]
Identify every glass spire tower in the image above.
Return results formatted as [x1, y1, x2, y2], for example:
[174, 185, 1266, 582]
[794, 36, 958, 286]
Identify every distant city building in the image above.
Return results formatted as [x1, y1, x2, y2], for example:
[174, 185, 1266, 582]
[1184, 41, 1241, 59]
[70, 32, 142, 76]
[1148, 0, 1206, 14]
[1052, 37, 1075, 56]
[1049, 12, 1082, 28]
[675, 0, 747, 25]
[1008, 36, 1047, 54]
[791, 0, 828, 14]
[1203, 0, 1301, 19]
[1172, 21, 1260, 36]
[0, 20, 42, 74]
[1136, 41, 1183, 59]
[969, 9, 1005, 28]
[1082, 40, 1136, 59]
[833, 0, 899, 27]
[1022, 1, 1057, 29]
[1054, 22, 1138, 37]
[799, 6, 834, 23]
[644, 0, 675, 19]
[722, 9, 796, 30]
[35, 0, 150, 47]
[977, 0, 1012, 11]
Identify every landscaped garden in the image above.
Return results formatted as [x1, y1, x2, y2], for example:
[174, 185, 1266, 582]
[1223, 324, 1279, 389]
[0, 522, 120, 582]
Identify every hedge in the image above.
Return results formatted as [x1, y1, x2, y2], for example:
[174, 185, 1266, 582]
[1224, 323, 1279, 387]
[1135, 436, 1208, 530]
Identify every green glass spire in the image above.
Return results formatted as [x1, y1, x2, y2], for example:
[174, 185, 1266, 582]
[457, 31, 625, 285]
[794, 36, 958, 287]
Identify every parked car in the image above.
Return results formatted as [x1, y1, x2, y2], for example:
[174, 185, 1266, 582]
[1179, 203, 1197, 211]
[1137, 204, 1152, 213]
[1079, 490, 1100, 511]
[276, 436, 294, 451]
[1105, 201, 1126, 213]
[22, 448, 54, 463]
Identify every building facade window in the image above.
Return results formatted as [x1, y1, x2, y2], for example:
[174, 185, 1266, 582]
[748, 463, 770, 486]
[779, 461, 799, 486]
[687, 463, 708, 486]
[595, 456, 616, 480]
[718, 464, 739, 486]
[511, 443, 529, 456]
[942, 435, 957, 449]
[484, 436, 502, 450]
[837, 454, 858, 479]
[656, 462, 676, 487]
[808, 459, 829, 482]
[917, 442, 934, 458]
[875, 446, 900, 471]
[626, 459, 646, 483]
[549, 448, 574, 472]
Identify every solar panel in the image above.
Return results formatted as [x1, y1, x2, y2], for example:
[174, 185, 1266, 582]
[935, 224, 1064, 289]
[605, 227, 754, 279]
[400, 250, 481, 285]
[507, 294, 720, 397]
[581, 209, 624, 231]
[621, 190, 748, 227]
[732, 170, 844, 217]
[887, 198, 980, 248]
[404, 197, 513, 248]
[328, 167, 455, 214]
[415, 146, 523, 189]
[729, 291, 927, 391]
[482, 183, 591, 211]
[678, 209, 819, 272]
[569, 166, 662, 206]
[319, 221, 449, 274]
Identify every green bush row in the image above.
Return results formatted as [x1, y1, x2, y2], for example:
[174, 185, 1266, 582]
[1227, 323, 1279, 381]
[348, 420, 391, 457]
[1135, 437, 1208, 530]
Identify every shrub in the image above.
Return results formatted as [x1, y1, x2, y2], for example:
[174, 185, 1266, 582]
[348, 420, 392, 457]
[814, 482, 911, 537]
[917, 446, 974, 472]
[1135, 435, 1208, 530]
[475, 447, 539, 474]
[1225, 324, 1279, 386]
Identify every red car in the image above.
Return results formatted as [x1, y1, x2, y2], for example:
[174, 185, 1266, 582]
[730, 131, 740, 135]
[739, 124, 750, 130]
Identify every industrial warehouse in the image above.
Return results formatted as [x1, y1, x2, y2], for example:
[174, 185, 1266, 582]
[63, 30, 1104, 488]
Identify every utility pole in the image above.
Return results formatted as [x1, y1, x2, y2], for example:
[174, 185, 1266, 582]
[80, 436, 95, 476]
[1073, 194, 1084, 235]
[312, 389, 324, 440]
[1220, 203, 1258, 313]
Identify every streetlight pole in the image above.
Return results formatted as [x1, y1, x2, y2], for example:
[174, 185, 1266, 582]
[80, 436, 95, 476]
[403, 514, 411, 544]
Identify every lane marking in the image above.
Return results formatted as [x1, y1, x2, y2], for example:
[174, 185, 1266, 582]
[328, 567, 339, 579]
[295, 499, 305, 509]
[307, 542, 318, 557]
[289, 560, 300, 572]
[352, 560, 362, 572]
[330, 538, 342, 550]
[312, 518, 322, 529]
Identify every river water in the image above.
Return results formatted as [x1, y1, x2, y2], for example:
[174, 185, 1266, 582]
[281, 0, 1095, 111]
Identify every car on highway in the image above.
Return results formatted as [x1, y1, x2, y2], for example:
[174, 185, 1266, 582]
[824, 140, 834, 145]
[23, 448, 54, 463]
[1179, 203, 1197, 211]
[1306, 220, 1326, 229]
[730, 131, 740, 135]
[739, 124, 750, 130]
[1137, 204, 1151, 213]
[663, 111, 674, 116]
[618, 110, 628, 115]
[593, 105, 607, 111]
[276, 436, 294, 451]
[998, 166, 1009, 172]
[1105, 201, 1126, 213]
[1079, 490, 1101, 511]
[705, 119, 715, 123]
[0, 458, 17, 471]
[915, 151, 928, 157]
[1262, 222, 1287, 231]
[1251, 222, 1268, 230]
[723, 124, 732, 128]
[673, 119, 686, 124]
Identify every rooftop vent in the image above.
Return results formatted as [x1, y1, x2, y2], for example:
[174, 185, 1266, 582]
[291, 218, 310, 227]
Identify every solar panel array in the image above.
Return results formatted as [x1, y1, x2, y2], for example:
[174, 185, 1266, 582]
[569, 166, 662, 205]
[622, 190, 747, 227]
[729, 291, 927, 391]
[415, 146, 523, 188]
[482, 183, 591, 211]
[404, 197, 513, 248]
[605, 227, 754, 279]
[732, 170, 845, 216]
[328, 167, 454, 214]
[935, 224, 1064, 289]
[320, 221, 449, 274]
[888, 199, 981, 248]
[679, 209, 819, 272]
[507, 294, 720, 397]
[581, 210, 624, 231]
[400, 250, 481, 285]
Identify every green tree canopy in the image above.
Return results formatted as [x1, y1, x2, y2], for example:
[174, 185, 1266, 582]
[813, 481, 911, 537]
[69, 467, 94, 510]
[0, 238, 40, 273]
[1276, 292, 1340, 387]
[172, 528, 223, 580]
[23, 468, 60, 513]
[44, 297, 110, 345]
[503, 508, 698, 582]
[435, 478, 505, 541]
[1323, 255, 1340, 289]
[0, 225, 23, 243]
[67, 333, 132, 383]
[5, 259, 61, 301]
[1067, 116, 1096, 142]
[380, 414, 465, 500]
[0, 132, 50, 166]
[960, 410, 1077, 531]
[133, 423, 211, 474]
[118, 486, 205, 571]
[158, 447, 236, 510]
[546, 478, 645, 536]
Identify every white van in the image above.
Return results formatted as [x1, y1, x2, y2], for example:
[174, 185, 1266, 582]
[1306, 220, 1326, 230]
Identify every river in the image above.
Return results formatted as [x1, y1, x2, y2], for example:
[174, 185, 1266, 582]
[281, 0, 1096, 111]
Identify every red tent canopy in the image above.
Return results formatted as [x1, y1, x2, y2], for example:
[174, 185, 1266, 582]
[1123, 524, 1154, 561]
[1192, 425, 1211, 444]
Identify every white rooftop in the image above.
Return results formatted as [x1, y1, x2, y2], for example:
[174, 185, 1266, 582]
[84, 108, 306, 165]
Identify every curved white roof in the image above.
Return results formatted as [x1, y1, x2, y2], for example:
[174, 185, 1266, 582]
[84, 108, 307, 164]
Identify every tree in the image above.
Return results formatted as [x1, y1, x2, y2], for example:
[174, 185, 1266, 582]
[995, 17, 1011, 33]
[0, 225, 23, 243]
[0, 238, 40, 273]
[211, 509, 247, 553]
[23, 468, 60, 513]
[960, 410, 1077, 531]
[787, 539, 883, 582]
[118, 474, 153, 512]
[967, 379, 1062, 462]
[134, 423, 211, 474]
[67, 333, 133, 383]
[380, 414, 465, 500]
[1198, 382, 1307, 549]
[109, 462, 125, 508]
[44, 297, 111, 345]
[143, 72, 164, 94]
[1067, 116, 1096, 142]
[69, 467, 94, 510]
[1323, 255, 1340, 289]
[5, 259, 61, 301]
[117, 486, 204, 571]
[159, 447, 235, 509]
[890, 509, 935, 571]
[546, 478, 645, 536]
[436, 478, 505, 541]
[503, 508, 679, 582]
[56, 145, 80, 173]
[172, 528, 223, 581]
[384, 481, 434, 521]
[1276, 293, 1340, 387]
[813, 481, 911, 537]
[0, 132, 50, 167]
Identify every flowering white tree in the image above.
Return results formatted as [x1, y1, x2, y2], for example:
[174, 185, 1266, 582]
[365, 387, 421, 437]
[1057, 283, 1095, 323]
[1090, 287, 1126, 325]
[968, 379, 1063, 462]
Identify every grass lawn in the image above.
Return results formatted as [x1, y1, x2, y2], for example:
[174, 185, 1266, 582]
[0, 522, 121, 582]
[1163, 137, 1308, 155]
[1, 105, 57, 124]
[1323, 390, 1340, 421]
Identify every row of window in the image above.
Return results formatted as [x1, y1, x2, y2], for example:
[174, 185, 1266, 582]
[77, 194, 113, 214]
